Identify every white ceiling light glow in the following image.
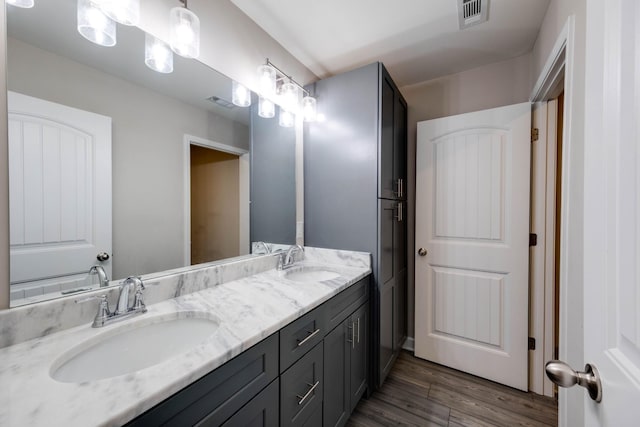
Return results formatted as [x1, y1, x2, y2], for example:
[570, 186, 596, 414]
[144, 34, 173, 74]
[169, 0, 200, 59]
[232, 81, 252, 107]
[77, 0, 116, 47]
[6, 0, 35, 8]
[258, 97, 275, 118]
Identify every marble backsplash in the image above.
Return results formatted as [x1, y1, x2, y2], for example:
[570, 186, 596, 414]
[0, 246, 370, 349]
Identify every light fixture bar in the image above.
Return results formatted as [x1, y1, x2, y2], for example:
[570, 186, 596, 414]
[265, 59, 311, 97]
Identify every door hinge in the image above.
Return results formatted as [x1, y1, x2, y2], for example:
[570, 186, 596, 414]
[531, 128, 539, 142]
[529, 233, 537, 246]
[528, 337, 536, 350]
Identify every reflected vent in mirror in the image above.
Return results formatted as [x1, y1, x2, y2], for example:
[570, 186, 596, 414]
[457, 0, 489, 29]
[206, 96, 235, 109]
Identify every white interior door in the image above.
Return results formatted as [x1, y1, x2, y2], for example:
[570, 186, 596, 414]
[8, 91, 112, 285]
[575, 0, 640, 423]
[415, 102, 531, 391]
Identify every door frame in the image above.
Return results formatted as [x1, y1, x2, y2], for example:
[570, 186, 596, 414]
[182, 134, 250, 266]
[529, 15, 579, 424]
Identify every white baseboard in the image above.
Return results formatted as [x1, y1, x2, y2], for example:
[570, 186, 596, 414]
[402, 336, 415, 352]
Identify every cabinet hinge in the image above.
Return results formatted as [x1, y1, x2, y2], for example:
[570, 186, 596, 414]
[531, 128, 539, 142]
[529, 233, 537, 247]
[528, 337, 536, 350]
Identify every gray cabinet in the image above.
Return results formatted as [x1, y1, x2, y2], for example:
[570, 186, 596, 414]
[219, 379, 279, 427]
[281, 343, 324, 427]
[304, 62, 407, 390]
[323, 303, 368, 427]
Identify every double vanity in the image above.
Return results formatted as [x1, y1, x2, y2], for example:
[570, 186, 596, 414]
[0, 247, 371, 426]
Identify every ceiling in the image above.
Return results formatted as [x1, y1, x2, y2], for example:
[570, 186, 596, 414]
[230, 0, 550, 87]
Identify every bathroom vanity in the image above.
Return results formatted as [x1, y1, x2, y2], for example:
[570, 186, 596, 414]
[0, 247, 371, 427]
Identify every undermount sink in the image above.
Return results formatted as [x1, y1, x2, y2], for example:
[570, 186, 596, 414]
[284, 266, 341, 283]
[50, 312, 219, 383]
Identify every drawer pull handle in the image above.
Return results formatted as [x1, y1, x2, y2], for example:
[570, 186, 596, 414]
[297, 328, 320, 347]
[357, 317, 360, 344]
[296, 381, 320, 406]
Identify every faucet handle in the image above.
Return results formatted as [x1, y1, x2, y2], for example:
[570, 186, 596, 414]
[132, 282, 147, 312]
[75, 294, 111, 327]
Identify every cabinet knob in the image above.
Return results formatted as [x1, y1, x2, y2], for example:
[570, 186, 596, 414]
[418, 248, 427, 256]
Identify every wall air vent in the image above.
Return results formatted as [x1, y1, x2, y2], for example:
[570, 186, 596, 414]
[457, 0, 489, 29]
[206, 96, 235, 109]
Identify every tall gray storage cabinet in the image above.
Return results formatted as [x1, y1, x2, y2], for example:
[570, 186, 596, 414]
[304, 62, 407, 389]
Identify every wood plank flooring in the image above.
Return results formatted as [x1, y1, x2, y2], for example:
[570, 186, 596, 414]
[347, 351, 558, 427]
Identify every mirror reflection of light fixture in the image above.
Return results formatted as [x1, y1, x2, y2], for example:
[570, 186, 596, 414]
[97, 0, 140, 26]
[258, 97, 275, 118]
[257, 59, 318, 124]
[302, 95, 317, 122]
[6, 0, 35, 8]
[257, 64, 276, 98]
[169, 0, 200, 59]
[144, 34, 173, 74]
[77, 0, 116, 47]
[232, 81, 251, 107]
[279, 109, 294, 128]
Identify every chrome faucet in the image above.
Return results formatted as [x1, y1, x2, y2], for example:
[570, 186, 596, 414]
[254, 241, 271, 254]
[76, 276, 147, 328]
[278, 244, 304, 270]
[89, 265, 109, 288]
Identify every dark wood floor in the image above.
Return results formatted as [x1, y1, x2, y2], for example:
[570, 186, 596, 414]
[347, 351, 558, 427]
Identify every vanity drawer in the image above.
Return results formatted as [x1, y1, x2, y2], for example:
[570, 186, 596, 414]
[280, 304, 327, 372]
[280, 342, 324, 427]
[126, 333, 278, 427]
[217, 379, 279, 427]
[325, 276, 369, 332]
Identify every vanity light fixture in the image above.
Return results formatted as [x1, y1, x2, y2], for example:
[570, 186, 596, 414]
[258, 59, 318, 126]
[169, 0, 200, 59]
[96, 0, 140, 26]
[6, 0, 34, 8]
[144, 34, 173, 74]
[232, 81, 252, 107]
[258, 97, 275, 118]
[77, 0, 116, 47]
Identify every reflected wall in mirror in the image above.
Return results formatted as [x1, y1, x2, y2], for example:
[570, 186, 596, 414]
[6, 0, 296, 306]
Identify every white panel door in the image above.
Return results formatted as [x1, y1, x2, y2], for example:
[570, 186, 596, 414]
[577, 0, 640, 423]
[8, 91, 112, 284]
[415, 103, 531, 391]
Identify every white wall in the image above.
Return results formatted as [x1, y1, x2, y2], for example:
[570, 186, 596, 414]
[0, 5, 8, 310]
[530, 0, 586, 425]
[400, 53, 532, 338]
[7, 37, 248, 280]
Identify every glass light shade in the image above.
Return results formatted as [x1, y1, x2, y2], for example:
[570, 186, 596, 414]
[169, 6, 200, 58]
[257, 64, 276, 97]
[258, 97, 275, 118]
[6, 0, 34, 8]
[302, 96, 317, 122]
[99, 0, 140, 26]
[77, 0, 116, 47]
[279, 109, 295, 128]
[145, 34, 173, 74]
[280, 82, 298, 113]
[232, 81, 251, 107]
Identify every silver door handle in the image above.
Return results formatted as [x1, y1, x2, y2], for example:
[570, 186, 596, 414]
[296, 328, 320, 347]
[545, 360, 602, 402]
[296, 381, 320, 406]
[395, 178, 404, 198]
[96, 252, 110, 262]
[395, 202, 403, 222]
[418, 248, 427, 256]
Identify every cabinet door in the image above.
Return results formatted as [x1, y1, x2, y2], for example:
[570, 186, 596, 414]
[323, 321, 350, 427]
[349, 304, 368, 413]
[281, 343, 324, 427]
[393, 92, 408, 199]
[218, 379, 279, 427]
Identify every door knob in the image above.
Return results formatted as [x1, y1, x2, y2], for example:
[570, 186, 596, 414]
[96, 252, 110, 262]
[545, 360, 602, 402]
[418, 248, 427, 256]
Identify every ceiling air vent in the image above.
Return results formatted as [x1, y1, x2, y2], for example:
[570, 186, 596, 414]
[206, 95, 235, 109]
[457, 0, 489, 29]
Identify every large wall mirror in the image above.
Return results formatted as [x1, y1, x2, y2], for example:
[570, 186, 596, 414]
[5, 0, 296, 307]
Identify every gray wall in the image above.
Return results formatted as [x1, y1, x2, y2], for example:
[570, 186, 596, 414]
[7, 37, 248, 280]
[399, 53, 532, 339]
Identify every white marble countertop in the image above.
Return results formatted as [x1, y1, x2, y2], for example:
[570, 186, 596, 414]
[0, 257, 370, 427]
